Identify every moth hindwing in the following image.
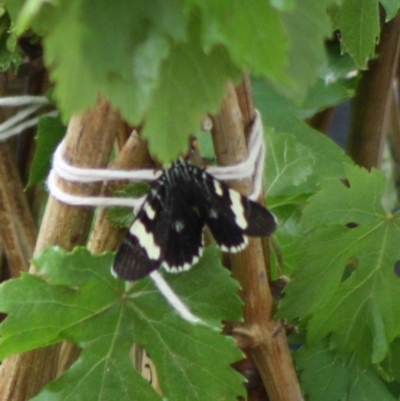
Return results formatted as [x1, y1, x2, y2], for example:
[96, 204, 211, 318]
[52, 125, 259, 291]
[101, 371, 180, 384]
[113, 160, 276, 280]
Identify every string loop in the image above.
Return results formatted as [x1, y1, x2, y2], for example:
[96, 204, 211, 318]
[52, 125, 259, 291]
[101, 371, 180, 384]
[0, 96, 57, 142]
[48, 109, 266, 207]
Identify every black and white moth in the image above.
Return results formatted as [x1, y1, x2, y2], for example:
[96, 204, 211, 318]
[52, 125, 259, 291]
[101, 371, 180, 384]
[113, 159, 276, 280]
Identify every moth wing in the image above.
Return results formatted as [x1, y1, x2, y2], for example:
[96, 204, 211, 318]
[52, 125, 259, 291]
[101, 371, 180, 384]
[113, 179, 204, 280]
[241, 196, 277, 236]
[190, 168, 276, 252]
[160, 190, 205, 273]
[112, 231, 161, 280]
[112, 182, 168, 280]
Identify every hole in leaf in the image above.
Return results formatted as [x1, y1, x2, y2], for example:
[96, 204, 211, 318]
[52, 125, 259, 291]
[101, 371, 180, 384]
[341, 178, 350, 188]
[394, 261, 400, 277]
[133, 348, 158, 386]
[342, 258, 359, 281]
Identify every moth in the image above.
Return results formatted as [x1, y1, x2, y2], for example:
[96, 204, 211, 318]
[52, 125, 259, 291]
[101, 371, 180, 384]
[112, 159, 276, 280]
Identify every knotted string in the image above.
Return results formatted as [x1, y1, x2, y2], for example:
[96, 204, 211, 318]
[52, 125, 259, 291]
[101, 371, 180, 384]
[47, 109, 266, 212]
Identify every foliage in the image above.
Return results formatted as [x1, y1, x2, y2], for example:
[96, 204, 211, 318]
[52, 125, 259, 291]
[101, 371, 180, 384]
[6, 0, 337, 161]
[1, 1, 400, 401]
[27, 115, 66, 187]
[0, 246, 244, 401]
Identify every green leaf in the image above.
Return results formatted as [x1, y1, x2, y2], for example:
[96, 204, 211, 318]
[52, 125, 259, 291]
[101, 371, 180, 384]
[270, 0, 296, 11]
[189, 0, 289, 81]
[141, 18, 242, 160]
[112, 182, 150, 199]
[380, 338, 400, 381]
[265, 130, 315, 197]
[254, 78, 352, 188]
[279, 41, 358, 118]
[278, 165, 400, 364]
[27, 115, 65, 187]
[105, 207, 134, 228]
[4, 0, 27, 23]
[296, 342, 397, 401]
[269, 204, 307, 277]
[334, 0, 380, 69]
[106, 183, 150, 228]
[0, 246, 244, 401]
[381, 0, 400, 20]
[43, 0, 185, 124]
[15, 0, 58, 35]
[280, 0, 334, 99]
[300, 76, 356, 118]
[43, 1, 241, 161]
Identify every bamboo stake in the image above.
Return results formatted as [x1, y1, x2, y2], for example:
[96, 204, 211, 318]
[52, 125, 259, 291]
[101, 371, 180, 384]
[57, 129, 153, 377]
[0, 98, 122, 401]
[211, 82, 303, 401]
[348, 11, 400, 169]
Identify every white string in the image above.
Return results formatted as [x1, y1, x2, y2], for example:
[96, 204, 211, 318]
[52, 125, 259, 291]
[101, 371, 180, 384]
[0, 95, 49, 107]
[0, 110, 59, 141]
[207, 110, 265, 200]
[47, 110, 266, 326]
[150, 271, 206, 325]
[48, 109, 266, 207]
[47, 170, 147, 209]
[52, 140, 161, 183]
[0, 95, 57, 141]
[0, 104, 42, 132]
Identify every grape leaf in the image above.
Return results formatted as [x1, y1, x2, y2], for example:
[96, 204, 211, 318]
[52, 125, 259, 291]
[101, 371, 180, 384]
[187, 0, 289, 82]
[280, 0, 334, 99]
[14, 0, 58, 34]
[43, 0, 180, 124]
[10, 0, 344, 161]
[278, 165, 400, 364]
[106, 182, 150, 228]
[254, 78, 352, 188]
[296, 342, 397, 401]
[381, 0, 400, 20]
[269, 205, 306, 277]
[141, 18, 241, 160]
[27, 115, 65, 187]
[333, 0, 380, 69]
[0, 246, 244, 401]
[4, 0, 28, 23]
[105, 206, 134, 229]
[380, 338, 400, 382]
[285, 41, 358, 118]
[265, 131, 315, 197]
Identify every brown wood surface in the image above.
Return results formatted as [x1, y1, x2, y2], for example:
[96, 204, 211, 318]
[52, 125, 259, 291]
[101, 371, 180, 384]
[211, 81, 303, 401]
[0, 98, 122, 401]
[348, 11, 400, 169]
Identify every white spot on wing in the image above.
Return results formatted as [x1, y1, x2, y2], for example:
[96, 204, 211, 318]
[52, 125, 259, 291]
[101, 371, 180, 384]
[228, 189, 248, 229]
[144, 203, 156, 220]
[220, 236, 248, 253]
[209, 209, 218, 219]
[161, 241, 203, 274]
[174, 220, 184, 232]
[213, 180, 223, 196]
[130, 220, 161, 260]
